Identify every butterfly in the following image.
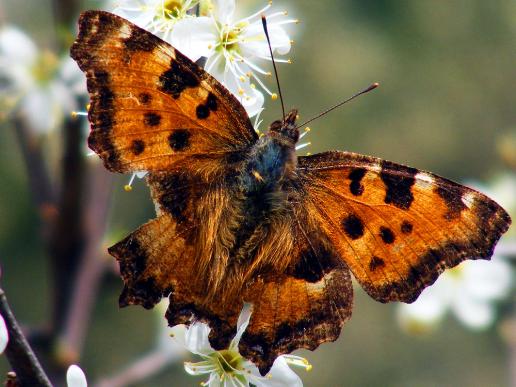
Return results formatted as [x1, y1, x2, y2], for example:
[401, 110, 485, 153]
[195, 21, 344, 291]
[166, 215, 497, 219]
[71, 10, 511, 375]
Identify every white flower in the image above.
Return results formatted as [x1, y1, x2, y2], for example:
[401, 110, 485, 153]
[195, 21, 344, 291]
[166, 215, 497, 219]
[173, 304, 309, 386]
[112, 0, 210, 42]
[66, 364, 87, 387]
[171, 0, 296, 117]
[397, 256, 513, 333]
[0, 25, 85, 133]
[0, 313, 8, 353]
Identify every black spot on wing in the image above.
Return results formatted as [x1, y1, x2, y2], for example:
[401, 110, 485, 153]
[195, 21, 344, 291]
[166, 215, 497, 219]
[123, 28, 156, 52]
[436, 185, 467, 220]
[138, 92, 151, 104]
[168, 129, 190, 151]
[131, 139, 145, 155]
[348, 168, 366, 196]
[152, 173, 190, 224]
[379, 226, 395, 244]
[144, 112, 161, 126]
[158, 60, 199, 99]
[195, 93, 218, 119]
[290, 246, 335, 283]
[342, 214, 364, 240]
[369, 256, 385, 272]
[401, 221, 413, 234]
[196, 104, 210, 119]
[380, 160, 417, 210]
[207, 93, 218, 111]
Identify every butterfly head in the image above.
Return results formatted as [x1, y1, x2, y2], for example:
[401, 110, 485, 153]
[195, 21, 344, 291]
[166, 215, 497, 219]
[268, 109, 299, 144]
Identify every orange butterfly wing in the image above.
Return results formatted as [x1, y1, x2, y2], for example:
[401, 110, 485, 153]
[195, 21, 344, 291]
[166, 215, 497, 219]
[70, 10, 257, 175]
[110, 186, 353, 374]
[297, 151, 511, 303]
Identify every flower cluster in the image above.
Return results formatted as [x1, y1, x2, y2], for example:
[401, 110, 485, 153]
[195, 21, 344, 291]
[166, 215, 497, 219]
[112, 0, 297, 117]
[0, 26, 86, 133]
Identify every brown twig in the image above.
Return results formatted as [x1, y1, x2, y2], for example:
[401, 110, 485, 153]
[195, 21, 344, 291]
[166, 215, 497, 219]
[94, 348, 185, 387]
[0, 288, 52, 387]
[59, 164, 114, 361]
[47, 113, 87, 337]
[13, 115, 57, 233]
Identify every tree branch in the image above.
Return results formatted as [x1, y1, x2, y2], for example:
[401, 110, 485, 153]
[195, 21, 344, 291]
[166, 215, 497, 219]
[0, 288, 52, 387]
[94, 349, 184, 387]
[59, 165, 114, 361]
[47, 113, 87, 336]
[13, 115, 56, 233]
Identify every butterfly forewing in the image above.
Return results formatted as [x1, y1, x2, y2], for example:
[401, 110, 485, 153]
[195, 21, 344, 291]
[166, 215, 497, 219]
[297, 151, 511, 303]
[71, 10, 257, 174]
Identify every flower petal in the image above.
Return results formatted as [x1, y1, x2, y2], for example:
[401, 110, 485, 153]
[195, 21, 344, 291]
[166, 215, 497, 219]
[460, 258, 512, 300]
[0, 25, 37, 65]
[170, 17, 217, 62]
[185, 322, 213, 355]
[66, 364, 87, 387]
[249, 356, 303, 387]
[231, 303, 252, 348]
[451, 292, 494, 329]
[212, 0, 236, 24]
[397, 279, 450, 331]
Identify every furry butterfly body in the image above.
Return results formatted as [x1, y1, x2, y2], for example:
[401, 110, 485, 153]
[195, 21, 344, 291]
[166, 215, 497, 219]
[71, 10, 511, 374]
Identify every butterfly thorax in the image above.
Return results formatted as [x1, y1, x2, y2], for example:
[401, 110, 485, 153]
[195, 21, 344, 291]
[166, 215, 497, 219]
[199, 110, 302, 300]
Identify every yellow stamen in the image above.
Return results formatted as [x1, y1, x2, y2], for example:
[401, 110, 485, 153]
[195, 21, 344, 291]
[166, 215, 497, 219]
[124, 185, 133, 192]
[271, 93, 278, 100]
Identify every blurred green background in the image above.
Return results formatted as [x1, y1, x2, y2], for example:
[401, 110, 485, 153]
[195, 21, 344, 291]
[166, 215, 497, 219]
[0, 0, 515, 386]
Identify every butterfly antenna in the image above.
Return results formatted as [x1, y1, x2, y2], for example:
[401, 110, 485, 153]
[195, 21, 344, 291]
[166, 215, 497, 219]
[261, 15, 286, 121]
[295, 82, 380, 129]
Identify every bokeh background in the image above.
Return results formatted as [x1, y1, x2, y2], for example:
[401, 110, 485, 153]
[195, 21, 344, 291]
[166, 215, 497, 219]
[1, 0, 515, 386]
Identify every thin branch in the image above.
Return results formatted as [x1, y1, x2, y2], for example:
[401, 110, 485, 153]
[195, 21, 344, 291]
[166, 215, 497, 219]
[0, 288, 52, 387]
[94, 348, 185, 387]
[48, 112, 87, 336]
[13, 115, 56, 231]
[59, 165, 114, 359]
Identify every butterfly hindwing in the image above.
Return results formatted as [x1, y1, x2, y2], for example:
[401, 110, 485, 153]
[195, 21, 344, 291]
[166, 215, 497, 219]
[110, 171, 353, 374]
[70, 10, 257, 174]
[239, 204, 353, 374]
[297, 151, 511, 303]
